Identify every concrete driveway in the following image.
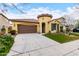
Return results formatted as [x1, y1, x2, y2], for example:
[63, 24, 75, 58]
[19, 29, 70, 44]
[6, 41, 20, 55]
[8, 33, 79, 56]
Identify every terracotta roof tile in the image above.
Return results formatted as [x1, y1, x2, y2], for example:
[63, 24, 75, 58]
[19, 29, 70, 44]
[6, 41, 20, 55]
[37, 14, 52, 18]
[10, 19, 39, 23]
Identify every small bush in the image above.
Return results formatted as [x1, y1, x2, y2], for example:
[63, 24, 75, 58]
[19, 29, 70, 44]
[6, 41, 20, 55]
[9, 30, 16, 35]
[0, 46, 6, 53]
[1, 28, 6, 32]
[0, 35, 14, 56]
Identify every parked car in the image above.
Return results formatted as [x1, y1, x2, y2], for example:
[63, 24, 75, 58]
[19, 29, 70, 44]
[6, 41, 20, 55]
[73, 28, 79, 32]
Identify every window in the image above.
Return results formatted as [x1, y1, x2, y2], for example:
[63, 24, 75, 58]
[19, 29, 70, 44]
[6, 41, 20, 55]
[51, 24, 56, 31]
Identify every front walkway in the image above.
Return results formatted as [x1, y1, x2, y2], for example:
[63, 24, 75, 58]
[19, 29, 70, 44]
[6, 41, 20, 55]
[8, 33, 79, 56]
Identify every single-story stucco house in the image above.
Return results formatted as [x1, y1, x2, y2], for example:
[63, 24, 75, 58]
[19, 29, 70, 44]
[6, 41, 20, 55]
[0, 13, 67, 34]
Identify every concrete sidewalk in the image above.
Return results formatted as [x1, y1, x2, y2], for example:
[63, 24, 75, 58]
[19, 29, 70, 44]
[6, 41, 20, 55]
[7, 34, 79, 56]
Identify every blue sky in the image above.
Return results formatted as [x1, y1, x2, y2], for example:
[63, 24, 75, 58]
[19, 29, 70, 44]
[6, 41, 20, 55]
[21, 3, 76, 11]
[0, 3, 77, 13]
[0, 3, 78, 19]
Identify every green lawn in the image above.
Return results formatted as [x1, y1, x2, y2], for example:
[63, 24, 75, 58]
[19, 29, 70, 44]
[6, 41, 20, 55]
[70, 32, 79, 36]
[44, 33, 79, 43]
[0, 35, 14, 56]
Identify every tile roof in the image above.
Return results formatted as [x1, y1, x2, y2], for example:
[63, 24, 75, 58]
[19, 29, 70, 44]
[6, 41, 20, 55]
[48, 17, 64, 23]
[10, 19, 39, 23]
[37, 14, 52, 18]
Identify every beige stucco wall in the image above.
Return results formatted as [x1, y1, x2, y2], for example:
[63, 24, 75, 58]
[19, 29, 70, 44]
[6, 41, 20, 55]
[38, 16, 52, 33]
[0, 14, 10, 33]
[49, 20, 61, 33]
[11, 21, 39, 33]
[11, 16, 62, 34]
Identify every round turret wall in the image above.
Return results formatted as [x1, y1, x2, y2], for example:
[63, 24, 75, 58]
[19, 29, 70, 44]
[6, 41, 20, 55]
[37, 14, 52, 33]
[37, 14, 52, 22]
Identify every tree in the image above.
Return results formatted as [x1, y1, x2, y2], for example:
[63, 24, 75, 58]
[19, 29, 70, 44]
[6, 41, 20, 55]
[75, 20, 79, 28]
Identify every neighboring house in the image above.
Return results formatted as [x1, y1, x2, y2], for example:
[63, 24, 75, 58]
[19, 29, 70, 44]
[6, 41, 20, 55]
[0, 13, 11, 33]
[10, 14, 65, 34]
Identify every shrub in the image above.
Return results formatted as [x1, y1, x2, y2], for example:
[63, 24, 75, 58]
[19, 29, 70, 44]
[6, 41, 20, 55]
[48, 31, 51, 34]
[0, 46, 6, 53]
[9, 30, 16, 35]
[1, 28, 6, 32]
[0, 35, 13, 40]
[0, 35, 14, 55]
[0, 35, 14, 46]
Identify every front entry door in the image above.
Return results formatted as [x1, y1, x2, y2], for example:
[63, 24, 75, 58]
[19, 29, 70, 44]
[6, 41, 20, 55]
[42, 23, 45, 33]
[60, 26, 63, 32]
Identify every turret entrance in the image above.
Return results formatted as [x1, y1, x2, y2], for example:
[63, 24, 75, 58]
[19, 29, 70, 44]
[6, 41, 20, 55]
[37, 14, 52, 33]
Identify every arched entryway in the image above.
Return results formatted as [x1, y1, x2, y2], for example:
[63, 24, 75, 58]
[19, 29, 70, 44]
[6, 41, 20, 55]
[42, 23, 45, 33]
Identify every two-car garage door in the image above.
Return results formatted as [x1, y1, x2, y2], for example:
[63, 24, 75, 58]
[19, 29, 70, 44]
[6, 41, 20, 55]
[18, 24, 37, 33]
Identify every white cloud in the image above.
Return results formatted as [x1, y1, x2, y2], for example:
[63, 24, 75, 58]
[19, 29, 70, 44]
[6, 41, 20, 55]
[5, 7, 66, 19]
[25, 7, 66, 19]
[63, 5, 79, 25]
[2, 5, 79, 26]
[66, 5, 79, 20]
[66, 7, 74, 14]
[3, 4, 79, 26]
